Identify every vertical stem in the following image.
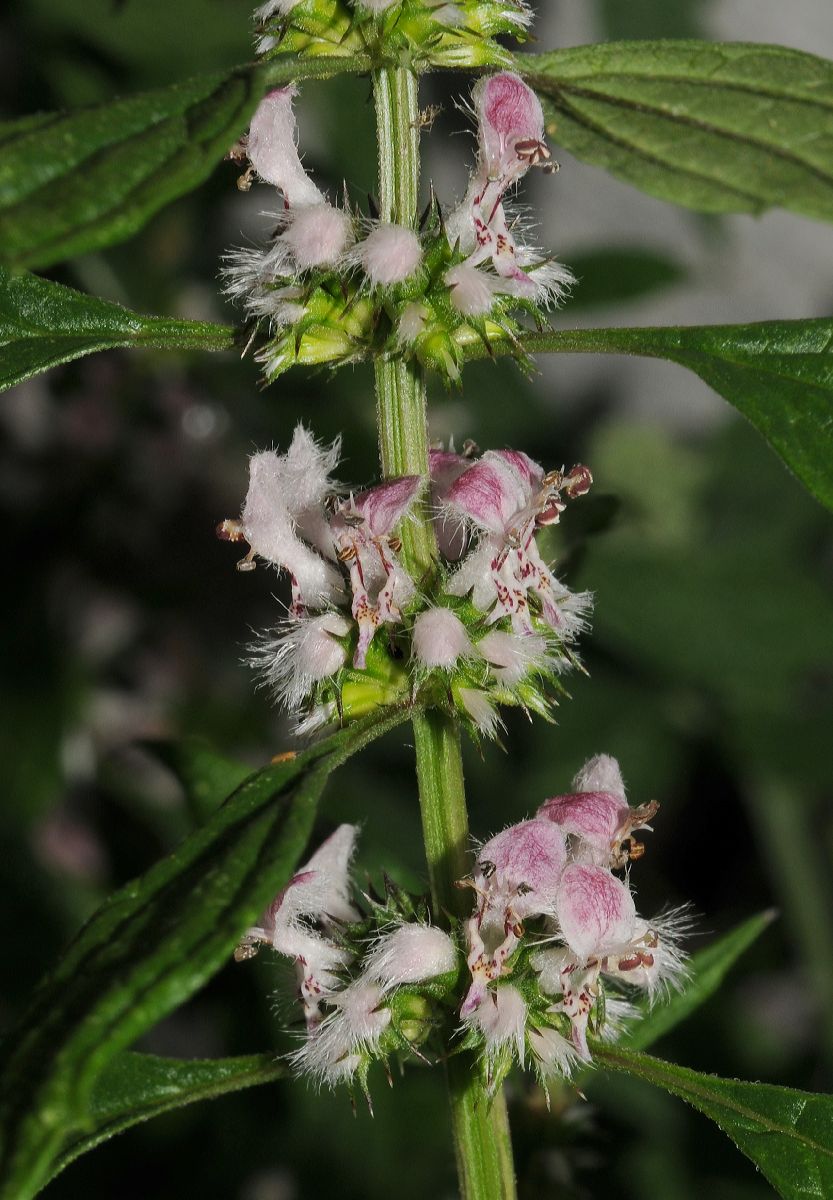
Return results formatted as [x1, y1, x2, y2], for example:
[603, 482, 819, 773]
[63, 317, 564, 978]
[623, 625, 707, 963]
[372, 65, 517, 1200]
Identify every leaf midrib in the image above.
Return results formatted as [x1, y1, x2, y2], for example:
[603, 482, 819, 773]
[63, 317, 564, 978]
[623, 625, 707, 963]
[600, 1049, 833, 1159]
[541, 93, 765, 206]
[546, 81, 833, 190]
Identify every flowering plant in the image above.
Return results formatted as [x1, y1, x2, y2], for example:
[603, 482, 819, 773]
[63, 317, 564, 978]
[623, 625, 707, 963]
[1, 3, 832, 1200]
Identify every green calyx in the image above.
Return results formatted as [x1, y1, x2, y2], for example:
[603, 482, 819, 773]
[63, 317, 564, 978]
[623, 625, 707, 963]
[246, 209, 551, 385]
[256, 0, 530, 71]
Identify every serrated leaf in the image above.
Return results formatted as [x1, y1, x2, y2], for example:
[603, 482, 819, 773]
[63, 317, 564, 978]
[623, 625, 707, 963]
[0, 267, 235, 391]
[0, 55, 368, 270]
[595, 1046, 833, 1199]
[463, 319, 833, 513]
[620, 910, 776, 1051]
[50, 1051, 286, 1183]
[520, 42, 833, 222]
[0, 706, 410, 1200]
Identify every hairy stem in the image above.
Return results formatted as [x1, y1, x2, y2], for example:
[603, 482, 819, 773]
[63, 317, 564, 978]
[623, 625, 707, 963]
[372, 65, 517, 1200]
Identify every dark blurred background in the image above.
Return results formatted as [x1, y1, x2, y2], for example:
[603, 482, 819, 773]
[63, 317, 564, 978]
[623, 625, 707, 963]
[2, 1, 832, 1197]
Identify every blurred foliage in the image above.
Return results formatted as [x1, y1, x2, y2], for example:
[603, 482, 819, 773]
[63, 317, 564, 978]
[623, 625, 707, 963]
[1, 1, 831, 1198]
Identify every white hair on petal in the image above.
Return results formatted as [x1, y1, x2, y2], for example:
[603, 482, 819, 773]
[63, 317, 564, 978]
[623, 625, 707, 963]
[350, 223, 423, 286]
[478, 630, 557, 687]
[254, 0, 302, 19]
[445, 262, 497, 317]
[573, 754, 626, 799]
[466, 984, 528, 1067]
[249, 612, 350, 709]
[528, 1019, 578, 1080]
[412, 607, 477, 670]
[457, 686, 504, 738]
[282, 203, 354, 271]
[364, 923, 459, 990]
[289, 979, 390, 1088]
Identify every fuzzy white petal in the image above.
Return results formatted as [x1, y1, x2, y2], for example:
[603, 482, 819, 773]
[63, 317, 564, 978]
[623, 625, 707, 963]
[365, 924, 459, 990]
[412, 607, 476, 669]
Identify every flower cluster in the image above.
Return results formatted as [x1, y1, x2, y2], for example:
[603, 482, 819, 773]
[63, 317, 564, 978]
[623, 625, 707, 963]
[235, 758, 687, 1098]
[236, 824, 461, 1092]
[219, 425, 592, 738]
[459, 754, 688, 1093]
[253, 0, 531, 69]
[224, 70, 572, 382]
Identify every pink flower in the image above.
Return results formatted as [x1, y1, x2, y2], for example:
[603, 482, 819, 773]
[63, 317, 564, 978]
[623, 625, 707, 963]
[538, 754, 660, 868]
[462, 819, 567, 1016]
[443, 450, 593, 635]
[555, 863, 636, 962]
[531, 869, 688, 1057]
[446, 73, 572, 309]
[429, 447, 472, 560]
[236, 825, 360, 1029]
[330, 476, 423, 668]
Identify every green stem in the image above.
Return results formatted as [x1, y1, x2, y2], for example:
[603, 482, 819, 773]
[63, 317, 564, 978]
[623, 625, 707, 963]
[372, 65, 517, 1200]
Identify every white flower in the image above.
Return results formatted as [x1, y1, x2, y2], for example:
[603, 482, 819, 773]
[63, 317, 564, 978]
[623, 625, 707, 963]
[291, 979, 391, 1087]
[412, 607, 477, 669]
[250, 611, 350, 709]
[237, 825, 360, 1029]
[246, 88, 323, 207]
[465, 984, 527, 1067]
[478, 629, 557, 686]
[364, 924, 459, 990]
[230, 425, 344, 613]
[352, 224, 423, 286]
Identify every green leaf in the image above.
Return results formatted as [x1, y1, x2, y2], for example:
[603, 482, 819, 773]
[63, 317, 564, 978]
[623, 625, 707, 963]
[620, 910, 776, 1051]
[595, 1046, 833, 1199]
[520, 42, 833, 222]
[0, 706, 410, 1200]
[148, 739, 254, 823]
[0, 55, 369, 270]
[50, 1051, 286, 1183]
[0, 267, 235, 391]
[463, 318, 833, 513]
